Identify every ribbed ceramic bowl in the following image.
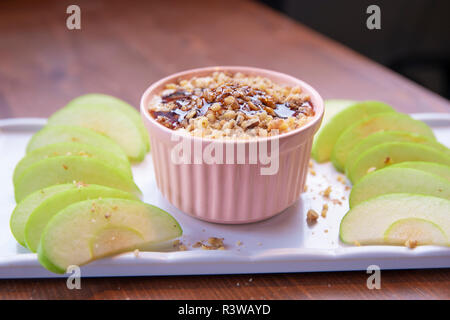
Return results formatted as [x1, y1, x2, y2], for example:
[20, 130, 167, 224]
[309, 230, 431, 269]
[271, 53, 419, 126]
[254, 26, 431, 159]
[141, 66, 324, 224]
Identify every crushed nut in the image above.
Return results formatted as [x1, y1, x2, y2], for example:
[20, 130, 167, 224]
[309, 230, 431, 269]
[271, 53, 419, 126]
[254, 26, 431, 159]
[307, 209, 319, 224]
[173, 239, 188, 251]
[192, 241, 203, 248]
[321, 186, 332, 198]
[337, 175, 346, 184]
[405, 239, 418, 249]
[193, 237, 226, 250]
[321, 203, 329, 218]
[133, 249, 140, 257]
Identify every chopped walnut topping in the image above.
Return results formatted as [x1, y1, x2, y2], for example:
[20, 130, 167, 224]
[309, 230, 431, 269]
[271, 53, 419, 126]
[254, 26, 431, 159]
[309, 168, 316, 176]
[405, 239, 418, 249]
[133, 249, 140, 257]
[306, 209, 319, 224]
[353, 241, 361, 247]
[236, 241, 243, 246]
[308, 160, 314, 168]
[148, 71, 315, 139]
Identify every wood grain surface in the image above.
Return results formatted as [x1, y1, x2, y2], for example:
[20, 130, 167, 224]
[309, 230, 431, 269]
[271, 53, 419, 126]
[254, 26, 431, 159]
[0, 0, 449, 300]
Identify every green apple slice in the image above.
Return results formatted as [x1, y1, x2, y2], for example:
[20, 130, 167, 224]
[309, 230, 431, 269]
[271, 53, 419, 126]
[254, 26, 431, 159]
[348, 142, 450, 183]
[24, 184, 138, 252]
[389, 162, 450, 182]
[63, 94, 150, 152]
[344, 131, 448, 175]
[311, 99, 356, 160]
[384, 218, 447, 246]
[331, 112, 435, 172]
[14, 142, 132, 184]
[340, 193, 450, 246]
[27, 125, 128, 161]
[349, 167, 450, 207]
[48, 96, 148, 161]
[14, 156, 142, 202]
[311, 101, 395, 162]
[38, 199, 182, 273]
[10, 184, 76, 247]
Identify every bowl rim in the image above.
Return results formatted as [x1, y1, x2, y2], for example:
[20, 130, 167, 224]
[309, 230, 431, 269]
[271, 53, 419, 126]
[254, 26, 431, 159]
[140, 66, 324, 144]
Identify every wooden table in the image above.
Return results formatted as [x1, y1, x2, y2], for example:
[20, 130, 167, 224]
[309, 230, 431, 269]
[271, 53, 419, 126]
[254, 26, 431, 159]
[0, 0, 449, 300]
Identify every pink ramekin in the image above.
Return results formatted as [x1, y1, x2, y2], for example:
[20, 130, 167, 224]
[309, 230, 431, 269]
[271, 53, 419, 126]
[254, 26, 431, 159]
[140, 66, 324, 224]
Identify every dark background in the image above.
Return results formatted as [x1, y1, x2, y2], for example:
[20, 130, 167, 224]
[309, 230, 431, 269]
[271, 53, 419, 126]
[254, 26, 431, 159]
[260, 0, 450, 99]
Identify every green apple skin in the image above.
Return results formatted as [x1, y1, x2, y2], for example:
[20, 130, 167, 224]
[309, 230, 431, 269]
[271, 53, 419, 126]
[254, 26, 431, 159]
[389, 162, 450, 182]
[27, 125, 128, 161]
[64, 94, 150, 152]
[349, 167, 450, 208]
[14, 156, 142, 202]
[38, 199, 182, 274]
[340, 193, 450, 246]
[344, 131, 448, 176]
[24, 185, 138, 252]
[384, 218, 447, 246]
[311, 99, 356, 161]
[310, 101, 395, 162]
[347, 142, 450, 183]
[10, 184, 76, 247]
[14, 142, 132, 184]
[48, 97, 147, 161]
[331, 112, 435, 172]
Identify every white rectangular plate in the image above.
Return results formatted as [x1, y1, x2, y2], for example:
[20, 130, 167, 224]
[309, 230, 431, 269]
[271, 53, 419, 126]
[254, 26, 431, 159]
[0, 113, 449, 279]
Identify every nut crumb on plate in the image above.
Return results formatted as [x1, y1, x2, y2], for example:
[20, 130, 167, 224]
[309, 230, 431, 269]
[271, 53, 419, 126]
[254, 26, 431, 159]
[321, 186, 332, 198]
[306, 209, 319, 224]
[321, 203, 329, 218]
[405, 239, 418, 249]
